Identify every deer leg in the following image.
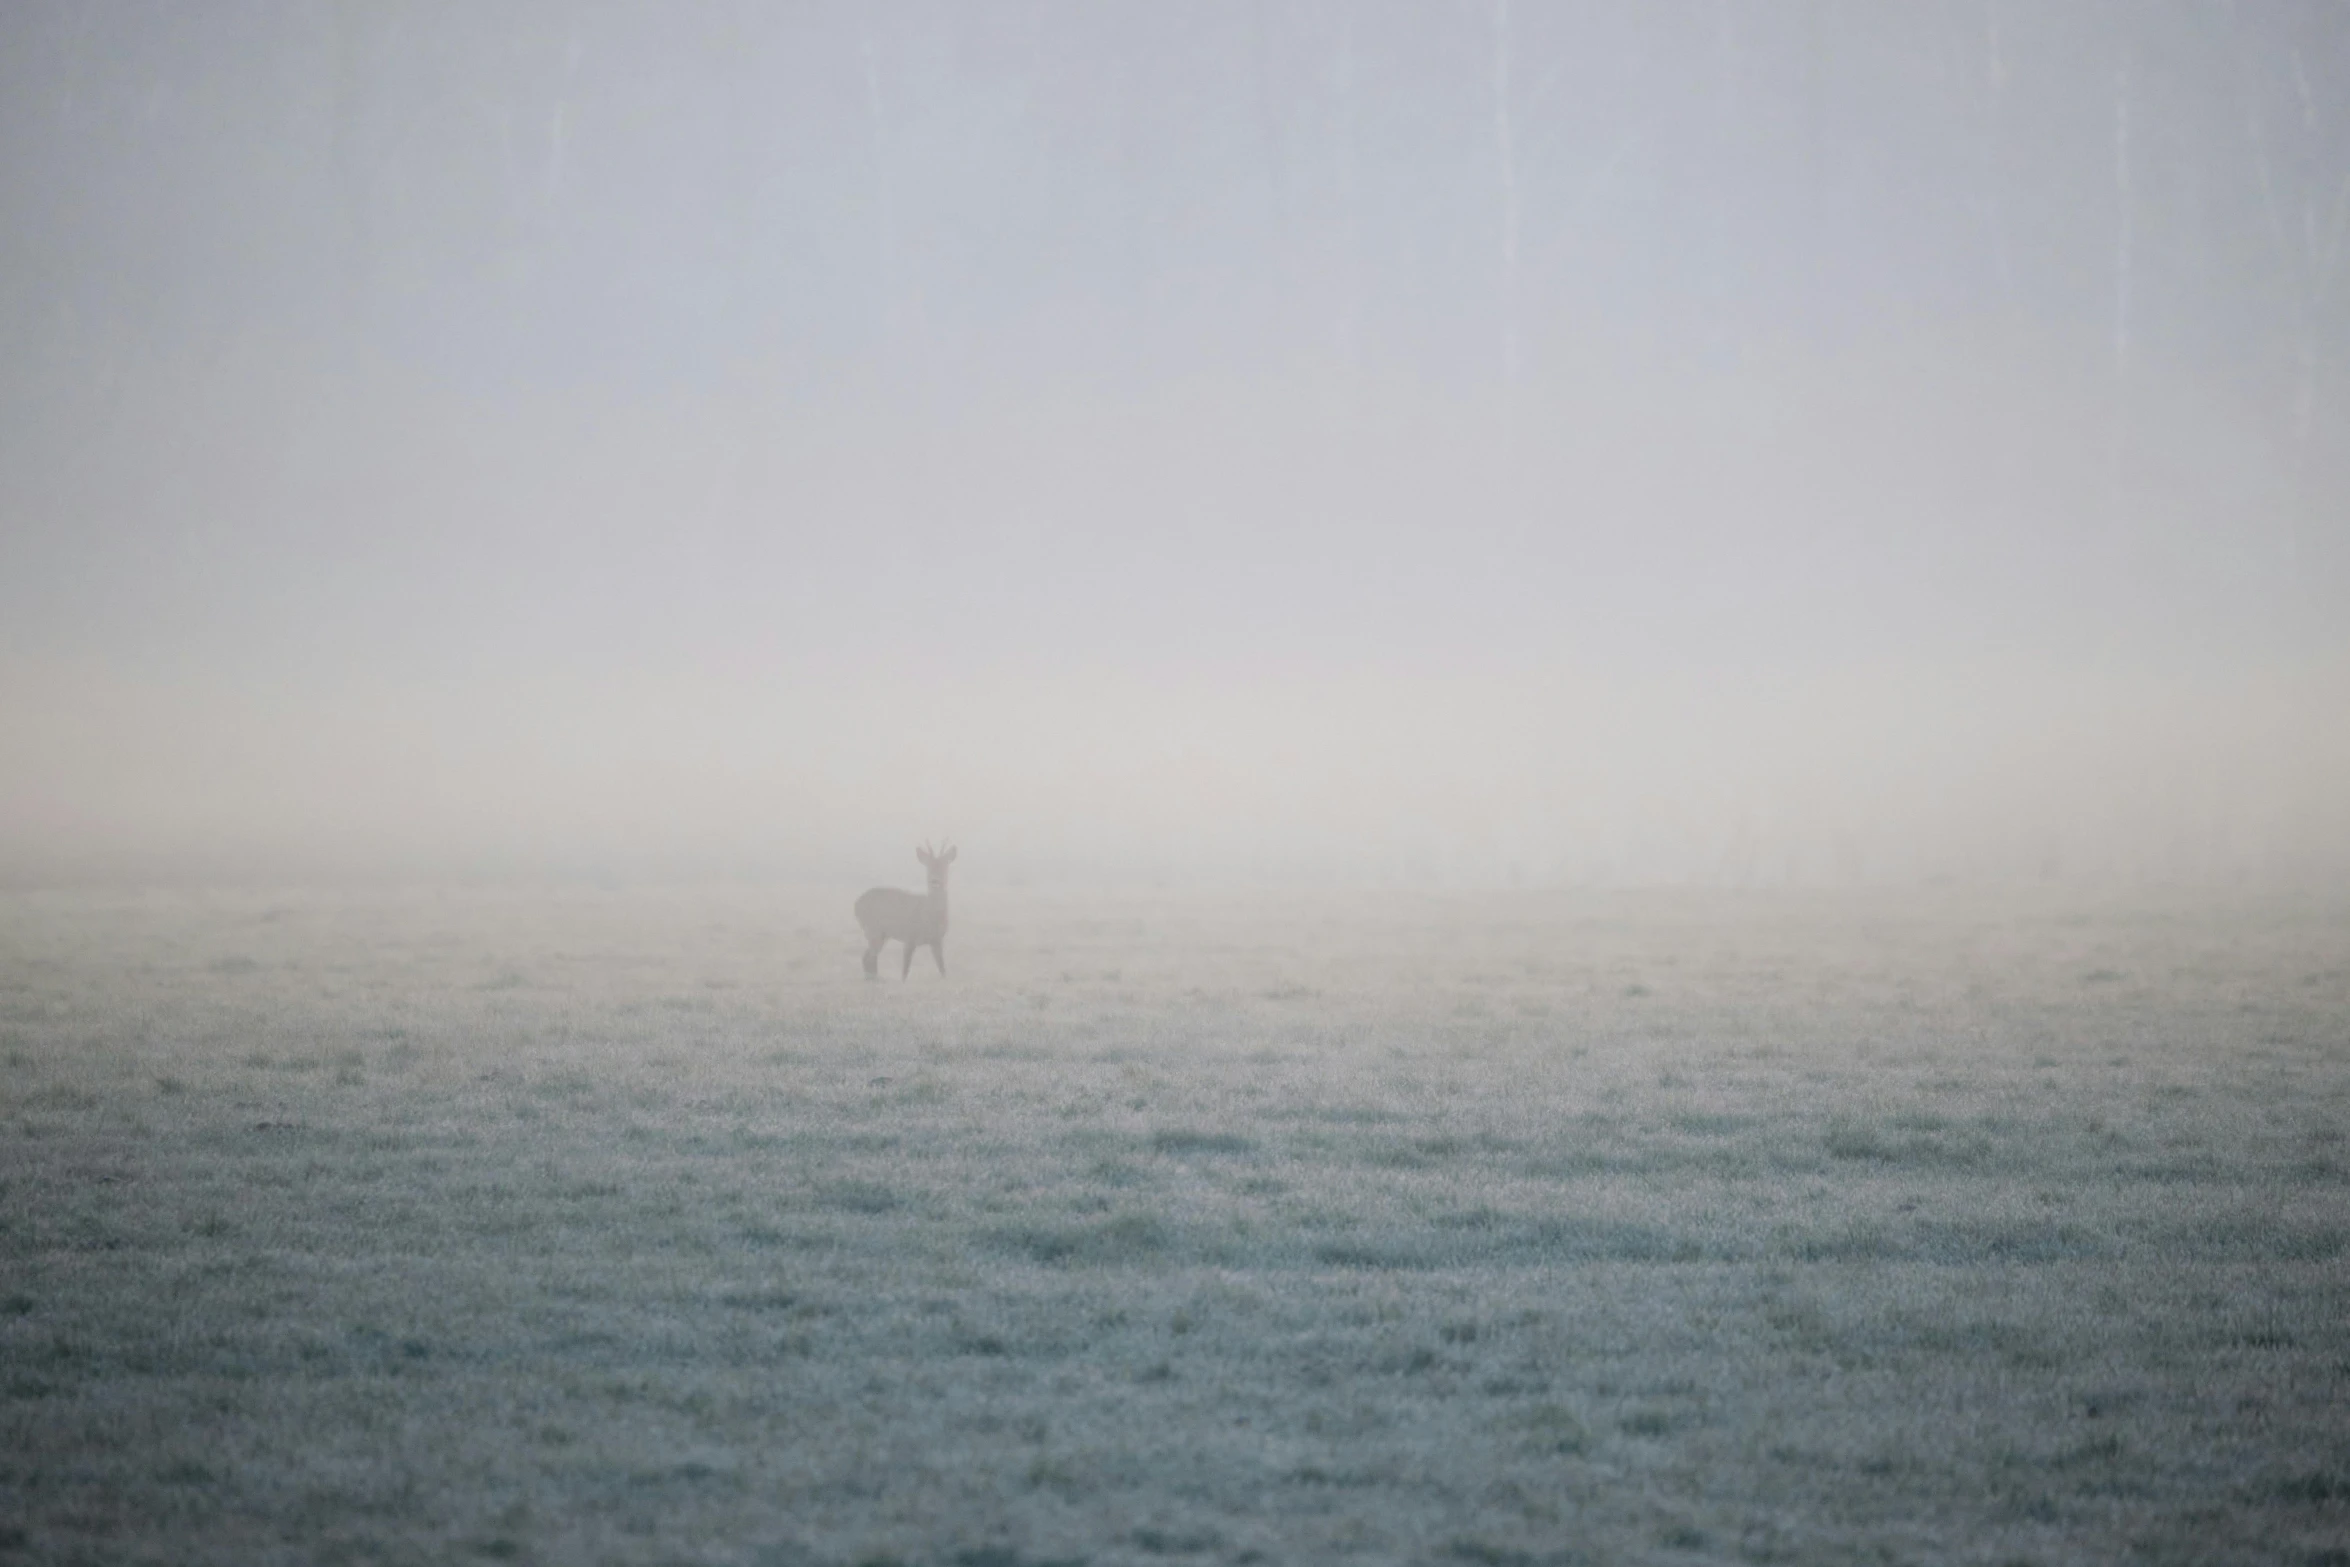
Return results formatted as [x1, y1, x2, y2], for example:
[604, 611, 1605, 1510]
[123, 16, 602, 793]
[862, 931, 883, 978]
[933, 938, 947, 975]
[901, 940, 916, 979]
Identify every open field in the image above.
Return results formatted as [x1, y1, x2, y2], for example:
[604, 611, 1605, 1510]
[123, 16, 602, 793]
[1, 882, 2346, 1565]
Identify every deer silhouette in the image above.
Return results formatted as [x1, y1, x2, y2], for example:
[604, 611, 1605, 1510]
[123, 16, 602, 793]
[856, 842, 956, 978]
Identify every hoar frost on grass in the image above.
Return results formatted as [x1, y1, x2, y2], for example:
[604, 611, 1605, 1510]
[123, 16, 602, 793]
[0, 884, 2346, 1565]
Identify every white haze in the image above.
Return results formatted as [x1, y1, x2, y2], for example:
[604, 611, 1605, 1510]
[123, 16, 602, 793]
[1, 2, 2345, 888]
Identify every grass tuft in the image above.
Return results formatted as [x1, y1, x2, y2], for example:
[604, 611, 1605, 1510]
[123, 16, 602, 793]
[1148, 1129, 1255, 1157]
[994, 1213, 1175, 1267]
[1518, 1403, 1590, 1455]
[2264, 1472, 2348, 1504]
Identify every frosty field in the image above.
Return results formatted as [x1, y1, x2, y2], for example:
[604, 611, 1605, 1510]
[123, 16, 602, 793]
[1, 883, 2345, 1566]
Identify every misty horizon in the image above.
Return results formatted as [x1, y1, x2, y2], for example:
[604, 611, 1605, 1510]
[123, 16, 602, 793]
[3, 2, 2346, 887]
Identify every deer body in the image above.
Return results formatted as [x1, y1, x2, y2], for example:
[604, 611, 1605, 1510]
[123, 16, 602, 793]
[857, 843, 955, 978]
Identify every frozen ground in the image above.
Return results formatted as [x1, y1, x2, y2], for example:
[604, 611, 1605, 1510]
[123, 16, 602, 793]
[1, 882, 2345, 1565]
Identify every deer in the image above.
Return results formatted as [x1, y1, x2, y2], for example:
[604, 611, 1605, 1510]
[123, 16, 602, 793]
[856, 842, 956, 979]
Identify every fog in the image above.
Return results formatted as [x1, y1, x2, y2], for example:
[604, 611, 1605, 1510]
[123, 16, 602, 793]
[4, 1, 2346, 887]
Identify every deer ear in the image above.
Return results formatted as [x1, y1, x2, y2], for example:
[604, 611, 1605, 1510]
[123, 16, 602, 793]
[915, 846, 931, 865]
[945, 846, 958, 862]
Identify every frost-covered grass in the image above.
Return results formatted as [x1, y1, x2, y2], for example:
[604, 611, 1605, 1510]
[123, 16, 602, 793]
[1, 883, 2345, 1565]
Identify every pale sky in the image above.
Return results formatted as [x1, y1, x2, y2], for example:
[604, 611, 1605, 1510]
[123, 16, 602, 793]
[2, 3, 2345, 885]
